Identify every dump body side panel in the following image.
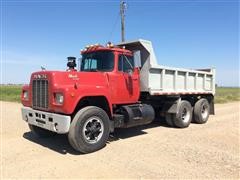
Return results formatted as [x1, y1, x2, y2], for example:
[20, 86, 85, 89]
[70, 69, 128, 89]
[118, 39, 216, 96]
[148, 66, 215, 95]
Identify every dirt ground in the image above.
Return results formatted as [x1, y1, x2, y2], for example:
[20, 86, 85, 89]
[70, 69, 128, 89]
[1, 101, 240, 179]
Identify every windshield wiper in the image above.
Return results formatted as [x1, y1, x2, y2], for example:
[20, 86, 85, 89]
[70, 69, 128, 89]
[89, 69, 99, 72]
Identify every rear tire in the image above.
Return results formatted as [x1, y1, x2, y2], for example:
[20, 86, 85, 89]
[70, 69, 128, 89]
[193, 98, 210, 124]
[68, 106, 110, 154]
[173, 100, 192, 128]
[29, 124, 56, 138]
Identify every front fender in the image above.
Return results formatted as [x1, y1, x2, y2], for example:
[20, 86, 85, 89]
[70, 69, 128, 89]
[53, 84, 112, 115]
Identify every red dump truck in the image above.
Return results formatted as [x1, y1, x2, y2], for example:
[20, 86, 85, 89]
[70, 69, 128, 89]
[21, 39, 215, 153]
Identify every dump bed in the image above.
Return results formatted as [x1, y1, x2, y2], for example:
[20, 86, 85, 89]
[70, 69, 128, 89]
[118, 39, 216, 96]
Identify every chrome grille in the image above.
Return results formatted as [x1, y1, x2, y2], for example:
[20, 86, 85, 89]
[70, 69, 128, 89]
[32, 79, 49, 109]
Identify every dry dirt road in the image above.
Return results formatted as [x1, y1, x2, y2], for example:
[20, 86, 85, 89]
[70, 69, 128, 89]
[1, 101, 240, 179]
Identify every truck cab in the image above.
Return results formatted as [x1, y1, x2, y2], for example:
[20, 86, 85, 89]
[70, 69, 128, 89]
[21, 39, 215, 153]
[22, 43, 140, 115]
[80, 44, 140, 104]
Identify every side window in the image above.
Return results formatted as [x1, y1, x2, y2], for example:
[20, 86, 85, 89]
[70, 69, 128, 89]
[118, 55, 134, 73]
[118, 55, 124, 71]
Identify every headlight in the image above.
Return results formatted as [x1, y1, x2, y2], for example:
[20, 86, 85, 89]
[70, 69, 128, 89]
[55, 93, 64, 104]
[23, 91, 28, 100]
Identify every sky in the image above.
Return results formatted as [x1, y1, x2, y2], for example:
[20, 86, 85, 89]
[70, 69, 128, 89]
[1, 0, 239, 86]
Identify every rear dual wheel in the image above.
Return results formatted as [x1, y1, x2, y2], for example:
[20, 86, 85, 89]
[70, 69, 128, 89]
[166, 100, 192, 128]
[166, 98, 210, 128]
[193, 98, 210, 124]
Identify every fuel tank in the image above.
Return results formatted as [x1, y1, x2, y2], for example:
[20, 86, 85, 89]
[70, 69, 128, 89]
[114, 104, 155, 128]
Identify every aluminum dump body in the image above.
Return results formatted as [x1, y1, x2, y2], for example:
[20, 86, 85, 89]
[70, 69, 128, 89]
[118, 39, 216, 96]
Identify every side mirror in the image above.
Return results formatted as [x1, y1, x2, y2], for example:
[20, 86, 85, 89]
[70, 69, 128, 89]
[67, 56, 77, 69]
[133, 50, 141, 68]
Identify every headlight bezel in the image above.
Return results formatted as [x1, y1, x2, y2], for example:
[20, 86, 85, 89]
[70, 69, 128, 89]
[54, 92, 64, 105]
[23, 90, 29, 100]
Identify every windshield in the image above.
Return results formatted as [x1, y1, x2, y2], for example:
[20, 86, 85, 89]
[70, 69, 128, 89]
[81, 51, 114, 72]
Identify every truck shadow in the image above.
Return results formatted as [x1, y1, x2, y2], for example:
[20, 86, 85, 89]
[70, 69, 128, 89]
[23, 132, 82, 155]
[23, 118, 170, 155]
[108, 120, 169, 142]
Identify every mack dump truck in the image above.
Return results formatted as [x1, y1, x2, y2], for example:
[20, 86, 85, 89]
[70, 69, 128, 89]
[21, 39, 215, 153]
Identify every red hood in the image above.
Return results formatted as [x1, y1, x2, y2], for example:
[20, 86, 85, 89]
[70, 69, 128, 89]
[31, 70, 109, 87]
[25, 70, 110, 114]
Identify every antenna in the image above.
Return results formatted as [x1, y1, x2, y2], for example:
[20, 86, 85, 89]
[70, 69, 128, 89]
[120, 1, 127, 42]
[41, 66, 46, 71]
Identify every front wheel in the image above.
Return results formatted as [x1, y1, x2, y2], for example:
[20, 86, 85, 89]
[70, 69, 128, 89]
[68, 106, 110, 153]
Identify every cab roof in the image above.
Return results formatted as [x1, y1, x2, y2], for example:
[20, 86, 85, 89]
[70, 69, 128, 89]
[80, 44, 132, 55]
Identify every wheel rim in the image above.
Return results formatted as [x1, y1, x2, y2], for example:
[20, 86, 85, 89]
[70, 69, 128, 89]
[82, 116, 104, 144]
[201, 104, 209, 119]
[181, 107, 190, 123]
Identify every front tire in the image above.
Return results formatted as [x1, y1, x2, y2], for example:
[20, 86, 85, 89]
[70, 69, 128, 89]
[68, 106, 110, 153]
[29, 124, 56, 138]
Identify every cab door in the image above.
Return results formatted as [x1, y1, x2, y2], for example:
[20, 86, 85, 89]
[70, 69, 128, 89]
[112, 53, 140, 104]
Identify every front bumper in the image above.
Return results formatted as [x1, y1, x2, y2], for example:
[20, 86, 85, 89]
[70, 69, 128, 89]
[21, 107, 71, 134]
